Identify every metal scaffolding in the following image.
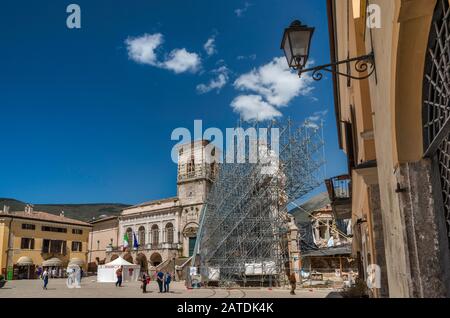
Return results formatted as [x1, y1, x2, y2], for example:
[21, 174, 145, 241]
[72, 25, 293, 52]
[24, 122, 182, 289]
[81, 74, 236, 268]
[192, 119, 324, 287]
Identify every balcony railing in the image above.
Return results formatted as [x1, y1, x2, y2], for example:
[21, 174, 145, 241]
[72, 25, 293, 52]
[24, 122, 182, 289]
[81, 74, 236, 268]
[325, 175, 352, 220]
[325, 175, 351, 202]
[177, 163, 216, 182]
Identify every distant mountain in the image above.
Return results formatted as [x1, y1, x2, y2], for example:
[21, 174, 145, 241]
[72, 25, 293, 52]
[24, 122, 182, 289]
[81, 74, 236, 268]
[0, 198, 130, 222]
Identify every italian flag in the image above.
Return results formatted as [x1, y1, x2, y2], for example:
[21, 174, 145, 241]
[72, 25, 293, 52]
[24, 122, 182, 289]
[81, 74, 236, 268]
[123, 232, 129, 251]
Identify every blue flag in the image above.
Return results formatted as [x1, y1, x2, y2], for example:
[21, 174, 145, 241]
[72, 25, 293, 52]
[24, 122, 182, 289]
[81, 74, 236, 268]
[133, 232, 139, 249]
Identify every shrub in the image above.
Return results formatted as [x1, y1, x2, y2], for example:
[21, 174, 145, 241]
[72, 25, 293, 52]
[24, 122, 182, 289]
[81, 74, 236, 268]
[341, 278, 369, 298]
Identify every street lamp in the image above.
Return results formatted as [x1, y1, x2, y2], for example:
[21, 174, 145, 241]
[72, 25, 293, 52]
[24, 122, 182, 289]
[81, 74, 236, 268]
[281, 20, 376, 82]
[281, 20, 315, 71]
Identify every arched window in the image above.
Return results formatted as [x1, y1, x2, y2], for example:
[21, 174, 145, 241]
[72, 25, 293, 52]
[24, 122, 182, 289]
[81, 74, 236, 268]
[151, 224, 159, 248]
[165, 223, 174, 244]
[138, 226, 146, 246]
[423, 0, 450, 245]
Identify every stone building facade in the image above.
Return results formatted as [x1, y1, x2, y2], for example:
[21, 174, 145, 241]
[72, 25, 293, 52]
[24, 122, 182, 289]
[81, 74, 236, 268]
[327, 0, 450, 297]
[87, 216, 119, 270]
[0, 205, 92, 279]
[106, 140, 216, 272]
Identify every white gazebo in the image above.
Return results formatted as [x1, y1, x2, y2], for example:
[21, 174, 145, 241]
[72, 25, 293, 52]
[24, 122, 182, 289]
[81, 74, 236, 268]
[97, 257, 140, 283]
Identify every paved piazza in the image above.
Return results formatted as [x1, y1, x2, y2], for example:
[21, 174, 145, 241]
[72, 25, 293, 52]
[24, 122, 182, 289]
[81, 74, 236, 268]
[0, 278, 340, 298]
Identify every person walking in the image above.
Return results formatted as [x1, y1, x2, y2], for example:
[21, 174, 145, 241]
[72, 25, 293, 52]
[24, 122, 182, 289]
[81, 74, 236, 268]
[42, 269, 49, 290]
[141, 273, 148, 294]
[164, 271, 172, 293]
[289, 272, 297, 295]
[115, 267, 123, 287]
[36, 267, 42, 279]
[156, 270, 164, 293]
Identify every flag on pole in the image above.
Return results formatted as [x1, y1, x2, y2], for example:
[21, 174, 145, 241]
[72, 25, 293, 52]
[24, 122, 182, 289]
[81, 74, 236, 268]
[123, 232, 129, 251]
[133, 232, 139, 249]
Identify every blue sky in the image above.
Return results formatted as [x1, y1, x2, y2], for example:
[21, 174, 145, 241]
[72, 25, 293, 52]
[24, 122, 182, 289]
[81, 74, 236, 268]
[0, 0, 348, 204]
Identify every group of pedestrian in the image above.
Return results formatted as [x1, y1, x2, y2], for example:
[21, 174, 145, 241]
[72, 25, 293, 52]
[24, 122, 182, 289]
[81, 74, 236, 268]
[155, 270, 172, 293]
[38, 266, 83, 290]
[115, 266, 173, 294]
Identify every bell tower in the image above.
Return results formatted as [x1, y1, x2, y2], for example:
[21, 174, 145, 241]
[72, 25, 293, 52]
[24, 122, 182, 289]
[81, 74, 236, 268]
[176, 139, 218, 257]
[176, 140, 216, 206]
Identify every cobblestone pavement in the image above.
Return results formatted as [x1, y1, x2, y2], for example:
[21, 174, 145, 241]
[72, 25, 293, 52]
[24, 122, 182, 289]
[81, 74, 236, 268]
[0, 277, 340, 298]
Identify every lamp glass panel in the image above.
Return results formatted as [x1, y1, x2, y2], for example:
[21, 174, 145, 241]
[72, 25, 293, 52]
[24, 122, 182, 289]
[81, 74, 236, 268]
[289, 30, 311, 65]
[282, 35, 293, 66]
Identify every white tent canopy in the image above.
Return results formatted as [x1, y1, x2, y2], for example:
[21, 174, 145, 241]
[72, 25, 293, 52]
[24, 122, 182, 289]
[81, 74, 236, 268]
[105, 257, 134, 266]
[97, 256, 140, 283]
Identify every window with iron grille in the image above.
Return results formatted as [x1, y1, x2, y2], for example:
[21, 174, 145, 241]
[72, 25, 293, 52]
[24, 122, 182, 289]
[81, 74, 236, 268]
[423, 0, 450, 246]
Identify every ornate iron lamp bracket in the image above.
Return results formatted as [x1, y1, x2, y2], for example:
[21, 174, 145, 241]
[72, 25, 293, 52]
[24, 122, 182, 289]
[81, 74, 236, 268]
[298, 51, 376, 81]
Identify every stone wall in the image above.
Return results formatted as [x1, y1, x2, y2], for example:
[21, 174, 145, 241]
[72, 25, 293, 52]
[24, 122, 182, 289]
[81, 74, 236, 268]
[396, 159, 450, 297]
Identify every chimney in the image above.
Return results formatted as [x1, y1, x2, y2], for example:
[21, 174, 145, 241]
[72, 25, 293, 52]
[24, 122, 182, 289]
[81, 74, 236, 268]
[60, 211, 65, 217]
[2, 205, 10, 214]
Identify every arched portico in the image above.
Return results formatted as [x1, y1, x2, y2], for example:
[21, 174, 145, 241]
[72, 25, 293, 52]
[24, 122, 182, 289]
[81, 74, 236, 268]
[150, 253, 163, 266]
[392, 0, 437, 162]
[135, 253, 148, 272]
[123, 252, 133, 264]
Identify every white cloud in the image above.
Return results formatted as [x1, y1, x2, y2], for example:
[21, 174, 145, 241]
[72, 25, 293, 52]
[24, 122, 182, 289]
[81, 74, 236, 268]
[196, 66, 229, 94]
[235, 2, 251, 17]
[230, 56, 315, 121]
[231, 95, 282, 121]
[125, 33, 201, 74]
[163, 48, 201, 74]
[237, 54, 256, 60]
[203, 37, 217, 56]
[125, 33, 163, 66]
[234, 57, 313, 107]
[314, 110, 328, 117]
[304, 109, 328, 129]
[307, 115, 321, 122]
[304, 122, 320, 129]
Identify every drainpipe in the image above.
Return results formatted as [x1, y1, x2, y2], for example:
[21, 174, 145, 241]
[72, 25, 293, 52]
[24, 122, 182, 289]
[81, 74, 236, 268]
[116, 217, 120, 251]
[5, 217, 13, 280]
[89, 229, 93, 266]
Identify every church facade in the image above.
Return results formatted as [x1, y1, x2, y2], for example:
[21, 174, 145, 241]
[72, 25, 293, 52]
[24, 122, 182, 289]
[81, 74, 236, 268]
[106, 140, 216, 272]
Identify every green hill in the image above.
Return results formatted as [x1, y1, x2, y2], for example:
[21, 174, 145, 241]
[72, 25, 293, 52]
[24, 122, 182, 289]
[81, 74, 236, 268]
[0, 198, 130, 222]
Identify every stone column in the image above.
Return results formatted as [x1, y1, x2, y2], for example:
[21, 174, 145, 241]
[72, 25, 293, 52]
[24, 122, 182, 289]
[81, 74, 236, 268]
[395, 159, 450, 297]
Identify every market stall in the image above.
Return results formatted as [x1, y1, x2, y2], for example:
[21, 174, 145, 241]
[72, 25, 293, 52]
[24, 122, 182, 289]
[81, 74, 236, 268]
[42, 257, 64, 278]
[15, 256, 35, 279]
